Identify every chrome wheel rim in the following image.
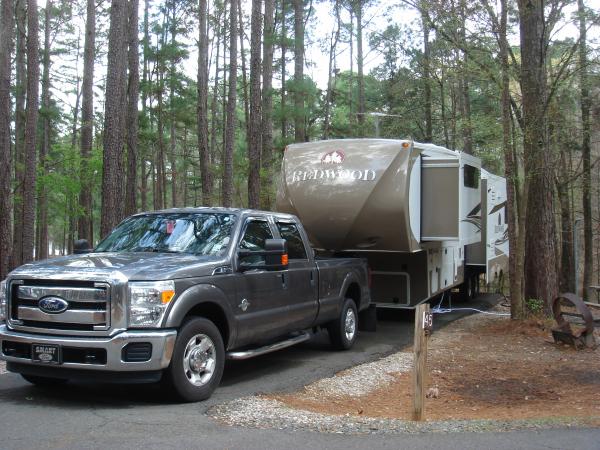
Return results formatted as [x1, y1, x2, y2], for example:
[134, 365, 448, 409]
[182, 333, 216, 386]
[344, 308, 356, 341]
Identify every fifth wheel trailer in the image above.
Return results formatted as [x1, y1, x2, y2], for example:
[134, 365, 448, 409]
[276, 139, 509, 308]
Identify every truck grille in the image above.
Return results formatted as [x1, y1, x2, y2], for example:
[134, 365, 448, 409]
[10, 280, 110, 332]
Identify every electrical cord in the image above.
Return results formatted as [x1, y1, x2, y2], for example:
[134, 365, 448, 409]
[431, 290, 511, 316]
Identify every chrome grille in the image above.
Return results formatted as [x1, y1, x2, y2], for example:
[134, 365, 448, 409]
[11, 282, 110, 331]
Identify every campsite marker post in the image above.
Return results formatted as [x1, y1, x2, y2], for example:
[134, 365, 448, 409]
[412, 303, 432, 421]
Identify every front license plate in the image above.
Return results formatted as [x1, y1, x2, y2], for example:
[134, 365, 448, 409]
[32, 344, 61, 364]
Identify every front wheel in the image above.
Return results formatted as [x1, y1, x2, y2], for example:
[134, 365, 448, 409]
[328, 298, 358, 350]
[162, 317, 225, 402]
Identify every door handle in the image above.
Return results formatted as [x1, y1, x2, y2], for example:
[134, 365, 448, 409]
[280, 272, 287, 289]
[310, 270, 315, 286]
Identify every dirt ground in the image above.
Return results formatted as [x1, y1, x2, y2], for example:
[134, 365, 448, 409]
[272, 304, 600, 422]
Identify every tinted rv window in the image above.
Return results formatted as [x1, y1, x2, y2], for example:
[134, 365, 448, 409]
[464, 165, 479, 189]
[277, 222, 308, 260]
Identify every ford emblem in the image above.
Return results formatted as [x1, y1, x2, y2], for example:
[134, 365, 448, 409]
[38, 296, 69, 314]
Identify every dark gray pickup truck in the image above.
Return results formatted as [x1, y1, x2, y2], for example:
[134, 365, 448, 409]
[0, 208, 371, 401]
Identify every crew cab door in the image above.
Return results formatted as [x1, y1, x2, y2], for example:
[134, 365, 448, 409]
[233, 218, 290, 345]
[275, 220, 318, 330]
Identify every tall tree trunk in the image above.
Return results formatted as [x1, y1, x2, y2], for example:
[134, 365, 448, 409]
[197, 0, 212, 206]
[101, 0, 128, 238]
[495, 0, 524, 318]
[169, 6, 177, 208]
[292, 0, 305, 142]
[78, 0, 95, 243]
[12, 0, 26, 268]
[210, 9, 221, 196]
[248, 0, 262, 209]
[36, 0, 51, 260]
[222, 0, 237, 207]
[238, 3, 250, 140]
[125, 0, 139, 216]
[355, 0, 365, 137]
[421, 3, 432, 142]
[518, 0, 557, 309]
[578, 0, 592, 300]
[0, 0, 14, 277]
[458, 0, 472, 154]
[139, 0, 150, 211]
[22, 0, 40, 263]
[260, 0, 275, 209]
[280, 0, 288, 143]
[323, 0, 340, 140]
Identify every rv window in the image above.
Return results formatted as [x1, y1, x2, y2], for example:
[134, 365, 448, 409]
[276, 222, 308, 260]
[464, 165, 479, 189]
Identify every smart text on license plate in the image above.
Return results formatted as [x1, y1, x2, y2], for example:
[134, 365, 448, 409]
[32, 344, 61, 364]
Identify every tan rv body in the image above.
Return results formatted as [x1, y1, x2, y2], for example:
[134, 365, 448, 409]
[277, 139, 508, 307]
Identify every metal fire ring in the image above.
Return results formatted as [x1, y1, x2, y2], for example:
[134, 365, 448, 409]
[551, 293, 596, 348]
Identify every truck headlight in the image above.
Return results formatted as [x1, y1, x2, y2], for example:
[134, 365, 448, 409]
[128, 281, 175, 328]
[0, 280, 7, 322]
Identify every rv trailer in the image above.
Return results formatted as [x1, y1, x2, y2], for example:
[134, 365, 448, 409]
[276, 139, 508, 308]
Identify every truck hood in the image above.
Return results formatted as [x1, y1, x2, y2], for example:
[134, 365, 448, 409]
[8, 252, 226, 282]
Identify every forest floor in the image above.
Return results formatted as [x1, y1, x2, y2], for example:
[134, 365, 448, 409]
[269, 302, 600, 424]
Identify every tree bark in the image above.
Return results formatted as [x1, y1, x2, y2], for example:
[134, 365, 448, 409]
[293, 0, 305, 143]
[578, 0, 592, 300]
[22, 0, 40, 263]
[248, 0, 263, 209]
[222, 0, 237, 207]
[260, 0, 275, 209]
[125, 0, 139, 216]
[197, 0, 212, 206]
[518, 0, 558, 309]
[280, 0, 288, 143]
[12, 0, 27, 268]
[78, 0, 95, 243]
[421, 3, 432, 142]
[323, 1, 341, 140]
[0, 0, 14, 277]
[355, 0, 365, 137]
[101, 0, 129, 238]
[238, 3, 250, 141]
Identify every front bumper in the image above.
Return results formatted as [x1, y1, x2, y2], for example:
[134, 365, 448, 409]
[0, 324, 177, 372]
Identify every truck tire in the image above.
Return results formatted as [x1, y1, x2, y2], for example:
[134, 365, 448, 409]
[162, 317, 225, 402]
[21, 374, 68, 386]
[328, 298, 358, 350]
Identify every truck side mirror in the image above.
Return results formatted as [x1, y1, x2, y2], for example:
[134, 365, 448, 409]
[73, 239, 93, 255]
[238, 238, 288, 271]
[264, 239, 289, 270]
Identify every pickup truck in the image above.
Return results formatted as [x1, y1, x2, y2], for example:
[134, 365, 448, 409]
[0, 208, 370, 401]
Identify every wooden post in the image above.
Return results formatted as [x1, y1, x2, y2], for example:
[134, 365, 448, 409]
[412, 303, 431, 421]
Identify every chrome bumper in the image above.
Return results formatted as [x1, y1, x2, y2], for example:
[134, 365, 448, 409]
[0, 324, 176, 372]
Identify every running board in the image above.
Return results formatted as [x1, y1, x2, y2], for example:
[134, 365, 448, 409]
[226, 331, 311, 360]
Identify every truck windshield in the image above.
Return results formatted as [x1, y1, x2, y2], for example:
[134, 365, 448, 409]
[95, 213, 237, 255]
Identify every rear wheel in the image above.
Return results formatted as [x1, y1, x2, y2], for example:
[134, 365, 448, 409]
[162, 317, 225, 402]
[328, 298, 358, 350]
[21, 374, 68, 386]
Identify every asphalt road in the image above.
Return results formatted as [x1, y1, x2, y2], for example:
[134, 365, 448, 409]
[1, 294, 598, 449]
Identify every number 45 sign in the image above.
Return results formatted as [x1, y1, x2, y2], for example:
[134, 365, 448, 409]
[422, 311, 433, 332]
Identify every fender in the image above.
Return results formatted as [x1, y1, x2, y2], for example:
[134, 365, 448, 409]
[162, 283, 237, 348]
[337, 270, 361, 310]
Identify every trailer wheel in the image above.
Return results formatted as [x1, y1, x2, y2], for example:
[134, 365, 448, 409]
[21, 374, 68, 386]
[162, 317, 225, 402]
[328, 298, 358, 350]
